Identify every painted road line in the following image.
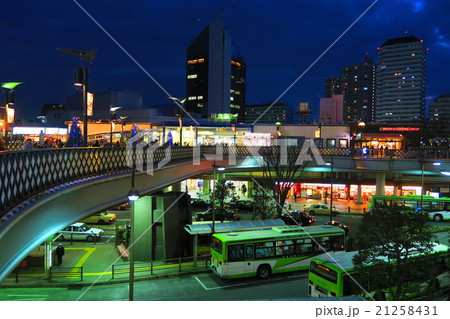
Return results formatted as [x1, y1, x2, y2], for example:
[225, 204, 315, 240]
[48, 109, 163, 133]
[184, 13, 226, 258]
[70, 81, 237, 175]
[194, 274, 305, 291]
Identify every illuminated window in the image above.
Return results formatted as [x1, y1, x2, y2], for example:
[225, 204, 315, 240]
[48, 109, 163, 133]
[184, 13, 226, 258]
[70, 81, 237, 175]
[188, 96, 197, 100]
[187, 59, 198, 64]
[230, 96, 234, 101]
[198, 58, 205, 63]
[187, 74, 197, 79]
[197, 103, 203, 107]
[197, 96, 203, 100]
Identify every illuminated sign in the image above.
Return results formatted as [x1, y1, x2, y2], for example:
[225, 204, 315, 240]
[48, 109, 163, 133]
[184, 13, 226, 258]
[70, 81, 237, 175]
[87, 92, 94, 116]
[13, 127, 68, 135]
[7, 108, 15, 123]
[380, 127, 420, 132]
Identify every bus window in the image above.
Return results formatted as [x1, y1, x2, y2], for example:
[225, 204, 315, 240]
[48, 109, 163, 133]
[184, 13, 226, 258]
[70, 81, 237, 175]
[330, 236, 345, 251]
[310, 261, 338, 284]
[228, 244, 244, 262]
[246, 245, 254, 260]
[255, 242, 275, 259]
[276, 240, 295, 256]
[212, 238, 223, 254]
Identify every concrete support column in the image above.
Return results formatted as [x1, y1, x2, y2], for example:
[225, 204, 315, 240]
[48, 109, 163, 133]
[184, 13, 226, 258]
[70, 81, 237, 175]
[193, 234, 198, 267]
[376, 173, 386, 196]
[171, 182, 182, 192]
[203, 179, 210, 195]
[394, 185, 399, 196]
[355, 184, 363, 204]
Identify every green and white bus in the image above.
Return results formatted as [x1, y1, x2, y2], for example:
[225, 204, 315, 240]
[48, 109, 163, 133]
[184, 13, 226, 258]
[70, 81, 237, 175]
[210, 225, 346, 279]
[308, 243, 449, 300]
[368, 195, 450, 212]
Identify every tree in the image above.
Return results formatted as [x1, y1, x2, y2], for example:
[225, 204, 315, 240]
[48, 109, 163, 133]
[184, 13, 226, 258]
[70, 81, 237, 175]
[210, 179, 239, 210]
[67, 117, 83, 147]
[259, 146, 308, 218]
[352, 205, 437, 300]
[251, 179, 277, 220]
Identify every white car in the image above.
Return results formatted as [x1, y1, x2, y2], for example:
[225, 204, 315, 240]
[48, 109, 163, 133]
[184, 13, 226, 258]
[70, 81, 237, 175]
[58, 222, 104, 242]
[428, 211, 450, 222]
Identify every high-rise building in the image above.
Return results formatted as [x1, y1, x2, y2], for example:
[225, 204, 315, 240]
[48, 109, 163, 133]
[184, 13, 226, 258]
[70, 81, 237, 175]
[186, 13, 246, 122]
[341, 57, 375, 123]
[324, 57, 375, 123]
[429, 94, 450, 122]
[428, 94, 450, 137]
[375, 36, 427, 124]
[325, 76, 344, 98]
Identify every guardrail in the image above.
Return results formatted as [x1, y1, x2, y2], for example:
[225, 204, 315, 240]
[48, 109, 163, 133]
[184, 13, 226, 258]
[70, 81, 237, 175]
[49, 266, 83, 281]
[111, 255, 211, 279]
[0, 145, 448, 218]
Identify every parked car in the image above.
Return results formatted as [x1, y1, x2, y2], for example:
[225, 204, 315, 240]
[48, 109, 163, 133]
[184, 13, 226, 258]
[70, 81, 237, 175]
[195, 208, 239, 221]
[114, 202, 130, 210]
[58, 223, 104, 242]
[229, 200, 253, 211]
[81, 212, 117, 225]
[303, 204, 340, 216]
[280, 210, 316, 226]
[191, 198, 211, 209]
[325, 220, 349, 234]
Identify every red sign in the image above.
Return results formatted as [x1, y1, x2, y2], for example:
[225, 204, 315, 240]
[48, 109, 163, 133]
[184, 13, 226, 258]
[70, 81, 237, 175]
[380, 127, 420, 132]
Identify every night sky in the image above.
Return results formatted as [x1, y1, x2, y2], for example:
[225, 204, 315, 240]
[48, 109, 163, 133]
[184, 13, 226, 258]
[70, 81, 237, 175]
[1, 0, 450, 122]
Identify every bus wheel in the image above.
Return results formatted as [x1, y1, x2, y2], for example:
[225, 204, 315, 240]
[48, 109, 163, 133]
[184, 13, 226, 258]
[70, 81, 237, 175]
[433, 214, 443, 222]
[257, 265, 271, 279]
[373, 292, 386, 301]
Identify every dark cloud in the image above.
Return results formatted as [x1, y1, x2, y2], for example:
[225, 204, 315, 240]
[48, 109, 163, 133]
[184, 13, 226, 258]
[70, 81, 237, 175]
[1, 0, 449, 121]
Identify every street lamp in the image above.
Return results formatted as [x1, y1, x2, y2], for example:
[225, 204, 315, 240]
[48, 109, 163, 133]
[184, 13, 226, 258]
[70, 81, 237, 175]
[58, 48, 97, 146]
[211, 161, 226, 234]
[127, 143, 140, 301]
[110, 106, 122, 145]
[326, 154, 335, 223]
[169, 97, 186, 146]
[1, 82, 23, 146]
[441, 171, 450, 177]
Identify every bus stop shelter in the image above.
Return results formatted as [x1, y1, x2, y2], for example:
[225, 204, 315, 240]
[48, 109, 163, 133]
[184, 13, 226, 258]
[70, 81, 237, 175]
[184, 219, 286, 265]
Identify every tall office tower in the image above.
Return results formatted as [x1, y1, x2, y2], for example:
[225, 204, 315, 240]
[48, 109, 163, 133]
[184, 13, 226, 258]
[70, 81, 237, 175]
[325, 76, 344, 98]
[186, 13, 246, 122]
[324, 57, 375, 123]
[375, 36, 427, 124]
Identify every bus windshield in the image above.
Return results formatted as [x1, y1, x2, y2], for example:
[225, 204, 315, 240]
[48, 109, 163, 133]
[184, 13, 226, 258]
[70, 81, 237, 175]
[310, 261, 338, 284]
[211, 237, 223, 254]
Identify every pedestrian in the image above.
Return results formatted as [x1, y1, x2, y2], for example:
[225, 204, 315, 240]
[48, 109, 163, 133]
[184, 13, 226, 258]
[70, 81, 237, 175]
[241, 184, 247, 196]
[23, 138, 33, 150]
[55, 244, 65, 266]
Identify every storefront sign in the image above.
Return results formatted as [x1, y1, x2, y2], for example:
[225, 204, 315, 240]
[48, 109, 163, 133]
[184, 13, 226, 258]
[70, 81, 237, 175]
[380, 127, 420, 132]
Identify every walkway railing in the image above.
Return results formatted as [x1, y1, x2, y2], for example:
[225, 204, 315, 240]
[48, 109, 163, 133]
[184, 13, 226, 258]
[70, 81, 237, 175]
[111, 255, 211, 280]
[0, 145, 448, 218]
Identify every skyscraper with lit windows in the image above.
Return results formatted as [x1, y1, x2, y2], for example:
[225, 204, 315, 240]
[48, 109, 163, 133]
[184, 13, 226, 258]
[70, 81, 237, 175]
[375, 36, 427, 124]
[186, 13, 246, 122]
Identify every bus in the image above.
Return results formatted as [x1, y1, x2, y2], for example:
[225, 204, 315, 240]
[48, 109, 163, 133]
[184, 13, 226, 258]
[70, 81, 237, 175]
[369, 195, 450, 220]
[308, 243, 449, 300]
[210, 225, 346, 279]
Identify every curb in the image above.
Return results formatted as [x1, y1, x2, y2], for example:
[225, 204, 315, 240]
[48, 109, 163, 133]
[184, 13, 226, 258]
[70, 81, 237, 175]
[0, 268, 211, 289]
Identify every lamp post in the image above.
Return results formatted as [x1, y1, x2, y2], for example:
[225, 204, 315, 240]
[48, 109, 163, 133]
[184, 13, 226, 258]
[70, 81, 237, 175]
[211, 161, 226, 234]
[168, 97, 186, 146]
[127, 143, 140, 301]
[110, 106, 122, 145]
[119, 116, 128, 144]
[326, 154, 335, 223]
[1, 82, 23, 146]
[58, 48, 97, 146]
